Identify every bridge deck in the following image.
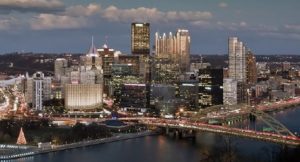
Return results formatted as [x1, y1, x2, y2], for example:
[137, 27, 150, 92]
[140, 119, 300, 146]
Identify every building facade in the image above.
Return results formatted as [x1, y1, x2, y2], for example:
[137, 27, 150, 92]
[131, 23, 150, 55]
[65, 84, 102, 111]
[223, 78, 237, 105]
[246, 51, 257, 84]
[155, 29, 191, 72]
[54, 58, 68, 81]
[228, 37, 246, 82]
[198, 68, 223, 108]
[25, 72, 52, 111]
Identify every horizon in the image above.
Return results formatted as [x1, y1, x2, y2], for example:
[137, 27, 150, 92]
[0, 0, 299, 54]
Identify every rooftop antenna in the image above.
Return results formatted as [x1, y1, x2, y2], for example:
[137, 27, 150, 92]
[200, 54, 203, 64]
[105, 35, 108, 45]
[92, 36, 94, 47]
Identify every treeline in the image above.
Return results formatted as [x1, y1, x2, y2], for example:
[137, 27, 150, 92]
[0, 119, 111, 145]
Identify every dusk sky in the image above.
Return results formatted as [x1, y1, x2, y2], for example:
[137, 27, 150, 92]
[0, 0, 299, 54]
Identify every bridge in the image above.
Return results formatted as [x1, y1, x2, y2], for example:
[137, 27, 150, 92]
[139, 118, 300, 146]
[49, 97, 300, 146]
[50, 115, 300, 146]
[117, 106, 299, 146]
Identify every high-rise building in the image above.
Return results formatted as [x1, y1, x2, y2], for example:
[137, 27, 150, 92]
[177, 29, 191, 72]
[282, 61, 291, 71]
[246, 51, 257, 84]
[153, 57, 180, 84]
[97, 44, 115, 96]
[118, 55, 140, 76]
[228, 37, 246, 82]
[223, 78, 237, 105]
[178, 80, 199, 111]
[64, 40, 103, 111]
[155, 29, 191, 72]
[198, 68, 223, 109]
[119, 83, 148, 110]
[131, 23, 150, 55]
[33, 73, 43, 111]
[97, 44, 115, 76]
[25, 72, 52, 110]
[80, 41, 102, 71]
[54, 58, 68, 80]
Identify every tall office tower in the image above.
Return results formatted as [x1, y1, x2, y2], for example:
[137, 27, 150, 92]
[246, 51, 257, 84]
[24, 73, 33, 104]
[198, 68, 223, 109]
[64, 41, 103, 111]
[97, 44, 115, 76]
[98, 44, 115, 97]
[131, 22, 151, 108]
[153, 57, 180, 84]
[223, 78, 237, 105]
[80, 40, 102, 71]
[131, 23, 150, 55]
[24, 72, 51, 110]
[118, 55, 140, 76]
[54, 58, 68, 80]
[176, 29, 191, 72]
[155, 32, 176, 59]
[155, 29, 190, 72]
[228, 37, 246, 82]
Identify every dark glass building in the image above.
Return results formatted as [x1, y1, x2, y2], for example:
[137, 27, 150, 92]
[119, 83, 147, 110]
[198, 68, 223, 109]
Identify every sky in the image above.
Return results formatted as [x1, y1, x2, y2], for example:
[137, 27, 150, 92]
[0, 0, 299, 54]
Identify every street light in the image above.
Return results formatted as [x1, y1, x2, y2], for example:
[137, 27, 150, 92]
[179, 108, 184, 113]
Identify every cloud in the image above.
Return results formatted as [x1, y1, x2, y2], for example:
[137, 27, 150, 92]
[30, 4, 102, 30]
[219, 2, 228, 8]
[0, 16, 18, 30]
[0, 0, 64, 13]
[101, 5, 212, 23]
[239, 21, 247, 27]
[65, 4, 101, 17]
[259, 32, 300, 40]
[190, 20, 210, 27]
[285, 24, 300, 32]
[0, 15, 23, 32]
[31, 3, 213, 30]
[215, 21, 249, 31]
[31, 14, 87, 30]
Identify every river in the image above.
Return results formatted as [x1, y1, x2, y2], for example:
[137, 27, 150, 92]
[5, 107, 300, 162]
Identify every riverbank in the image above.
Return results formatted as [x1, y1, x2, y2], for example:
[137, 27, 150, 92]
[0, 130, 157, 160]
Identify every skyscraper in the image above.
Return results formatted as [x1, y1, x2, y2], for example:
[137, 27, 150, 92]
[176, 29, 191, 72]
[223, 78, 237, 105]
[155, 29, 190, 72]
[80, 40, 102, 71]
[246, 51, 257, 84]
[131, 23, 150, 55]
[227, 37, 248, 105]
[54, 58, 68, 81]
[64, 40, 103, 111]
[25, 72, 52, 110]
[97, 44, 115, 96]
[228, 37, 246, 82]
[198, 68, 223, 108]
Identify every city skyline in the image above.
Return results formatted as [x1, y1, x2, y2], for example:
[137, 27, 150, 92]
[0, 0, 299, 54]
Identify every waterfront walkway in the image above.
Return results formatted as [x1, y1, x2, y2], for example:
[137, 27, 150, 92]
[0, 131, 155, 160]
